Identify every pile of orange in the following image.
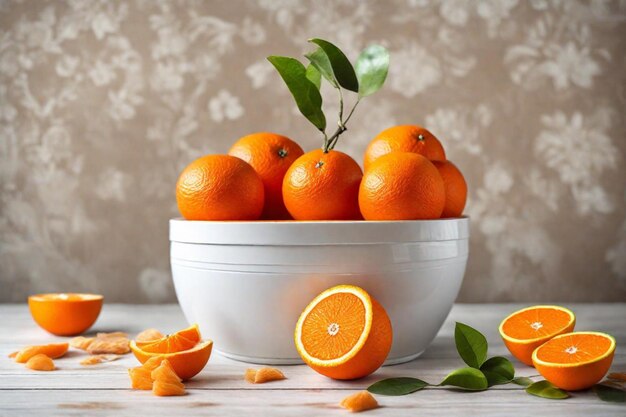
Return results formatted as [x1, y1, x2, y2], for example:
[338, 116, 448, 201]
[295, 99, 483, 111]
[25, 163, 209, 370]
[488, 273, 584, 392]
[176, 126, 467, 221]
[499, 305, 616, 391]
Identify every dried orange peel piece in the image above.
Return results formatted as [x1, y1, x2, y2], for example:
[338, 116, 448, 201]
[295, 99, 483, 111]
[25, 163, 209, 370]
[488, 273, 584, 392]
[340, 391, 379, 413]
[14, 343, 69, 363]
[245, 367, 286, 384]
[135, 328, 164, 343]
[70, 332, 130, 355]
[532, 331, 616, 391]
[25, 354, 55, 371]
[499, 305, 575, 366]
[80, 354, 120, 365]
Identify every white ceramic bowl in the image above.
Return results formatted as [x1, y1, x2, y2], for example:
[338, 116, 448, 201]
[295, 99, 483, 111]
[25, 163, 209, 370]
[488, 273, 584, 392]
[170, 218, 469, 365]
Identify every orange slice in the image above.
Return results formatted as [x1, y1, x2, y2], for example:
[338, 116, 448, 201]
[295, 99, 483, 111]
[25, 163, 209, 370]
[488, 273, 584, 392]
[28, 293, 102, 336]
[14, 343, 69, 363]
[294, 285, 393, 380]
[499, 305, 575, 366]
[134, 324, 200, 352]
[130, 339, 213, 381]
[532, 331, 616, 391]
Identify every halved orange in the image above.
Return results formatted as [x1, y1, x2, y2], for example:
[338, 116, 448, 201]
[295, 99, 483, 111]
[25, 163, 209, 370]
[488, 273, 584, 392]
[134, 324, 201, 352]
[294, 285, 393, 380]
[532, 331, 615, 391]
[130, 340, 212, 381]
[499, 305, 575, 366]
[28, 293, 103, 336]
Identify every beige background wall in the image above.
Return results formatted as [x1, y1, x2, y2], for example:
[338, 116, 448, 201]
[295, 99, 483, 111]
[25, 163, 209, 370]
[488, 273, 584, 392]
[1, 0, 625, 303]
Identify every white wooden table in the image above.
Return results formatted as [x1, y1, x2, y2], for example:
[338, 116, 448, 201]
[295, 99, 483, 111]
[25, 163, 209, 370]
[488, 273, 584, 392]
[1, 303, 624, 416]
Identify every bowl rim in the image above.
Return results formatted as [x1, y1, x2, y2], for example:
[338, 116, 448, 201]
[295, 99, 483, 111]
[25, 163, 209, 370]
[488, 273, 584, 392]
[170, 216, 469, 245]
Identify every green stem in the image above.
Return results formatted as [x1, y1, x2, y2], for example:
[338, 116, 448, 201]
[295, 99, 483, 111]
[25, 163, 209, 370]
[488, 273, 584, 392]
[324, 98, 360, 152]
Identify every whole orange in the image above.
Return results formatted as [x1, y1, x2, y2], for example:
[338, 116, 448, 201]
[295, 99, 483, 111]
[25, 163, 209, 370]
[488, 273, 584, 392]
[228, 132, 304, 220]
[283, 149, 363, 220]
[359, 152, 446, 220]
[176, 154, 264, 221]
[363, 125, 446, 170]
[433, 160, 468, 218]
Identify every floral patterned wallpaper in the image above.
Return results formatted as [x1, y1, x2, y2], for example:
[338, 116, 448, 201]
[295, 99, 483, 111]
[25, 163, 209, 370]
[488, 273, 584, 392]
[1, 0, 625, 303]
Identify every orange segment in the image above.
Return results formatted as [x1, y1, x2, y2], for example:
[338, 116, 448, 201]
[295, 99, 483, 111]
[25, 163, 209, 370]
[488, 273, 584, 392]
[294, 285, 393, 380]
[135, 324, 200, 352]
[245, 367, 286, 384]
[499, 305, 575, 366]
[532, 332, 616, 391]
[14, 343, 69, 363]
[151, 359, 186, 397]
[340, 391, 379, 412]
[25, 354, 55, 371]
[28, 293, 102, 336]
[130, 339, 213, 381]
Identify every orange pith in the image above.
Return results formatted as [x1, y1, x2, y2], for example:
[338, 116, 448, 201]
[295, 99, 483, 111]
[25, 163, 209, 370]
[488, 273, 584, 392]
[532, 332, 616, 391]
[28, 293, 103, 336]
[499, 305, 575, 366]
[294, 285, 392, 380]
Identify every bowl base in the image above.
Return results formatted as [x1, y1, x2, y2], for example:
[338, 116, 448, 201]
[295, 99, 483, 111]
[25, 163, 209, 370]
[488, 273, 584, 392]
[215, 349, 425, 366]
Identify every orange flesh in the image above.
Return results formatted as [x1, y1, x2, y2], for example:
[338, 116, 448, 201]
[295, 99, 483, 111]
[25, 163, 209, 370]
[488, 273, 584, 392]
[340, 391, 379, 412]
[535, 333, 613, 364]
[138, 325, 200, 353]
[301, 292, 365, 360]
[502, 308, 572, 340]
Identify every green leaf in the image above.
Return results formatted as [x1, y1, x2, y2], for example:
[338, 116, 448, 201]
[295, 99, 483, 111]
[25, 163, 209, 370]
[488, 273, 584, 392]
[305, 63, 321, 90]
[454, 322, 488, 369]
[480, 356, 515, 386]
[593, 384, 626, 403]
[440, 367, 488, 391]
[308, 38, 358, 92]
[511, 377, 534, 387]
[525, 380, 569, 399]
[267, 56, 326, 131]
[305, 48, 338, 88]
[367, 377, 429, 396]
[355, 44, 389, 97]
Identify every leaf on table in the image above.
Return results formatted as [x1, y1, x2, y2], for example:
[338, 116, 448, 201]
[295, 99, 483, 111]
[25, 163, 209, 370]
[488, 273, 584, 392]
[525, 380, 569, 399]
[480, 356, 515, 386]
[454, 322, 488, 368]
[308, 38, 358, 92]
[593, 383, 626, 403]
[355, 44, 389, 97]
[267, 56, 326, 131]
[511, 377, 534, 387]
[440, 367, 489, 391]
[367, 377, 429, 396]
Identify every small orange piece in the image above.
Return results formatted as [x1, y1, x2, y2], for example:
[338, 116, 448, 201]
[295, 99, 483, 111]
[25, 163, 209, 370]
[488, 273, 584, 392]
[28, 293, 103, 336]
[25, 354, 55, 371]
[135, 324, 200, 353]
[245, 367, 286, 384]
[176, 154, 265, 220]
[499, 305, 575, 366]
[8, 351, 18, 358]
[359, 152, 446, 220]
[130, 339, 213, 381]
[80, 355, 119, 365]
[363, 125, 446, 170]
[433, 160, 467, 218]
[14, 343, 69, 363]
[294, 285, 393, 380]
[151, 359, 186, 396]
[135, 328, 164, 343]
[340, 391, 379, 413]
[129, 366, 153, 390]
[229, 132, 304, 220]
[283, 149, 363, 220]
[532, 332, 616, 391]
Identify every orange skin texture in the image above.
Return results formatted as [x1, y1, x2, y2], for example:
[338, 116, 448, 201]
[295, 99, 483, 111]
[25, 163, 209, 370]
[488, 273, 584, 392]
[15, 343, 69, 363]
[28, 294, 102, 336]
[176, 154, 264, 221]
[502, 321, 575, 366]
[363, 125, 446, 170]
[283, 149, 363, 220]
[130, 340, 213, 381]
[359, 152, 446, 220]
[307, 298, 393, 380]
[433, 160, 468, 218]
[229, 132, 304, 220]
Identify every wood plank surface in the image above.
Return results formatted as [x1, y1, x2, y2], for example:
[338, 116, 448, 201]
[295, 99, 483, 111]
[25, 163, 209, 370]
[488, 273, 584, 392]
[1, 303, 624, 416]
